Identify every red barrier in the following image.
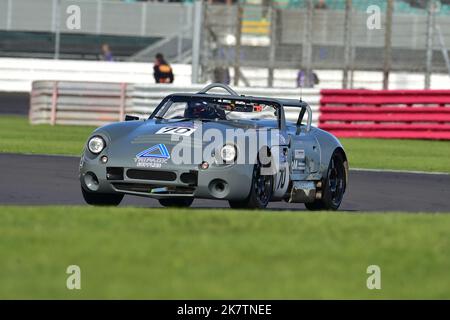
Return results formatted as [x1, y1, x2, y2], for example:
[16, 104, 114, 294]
[319, 89, 450, 140]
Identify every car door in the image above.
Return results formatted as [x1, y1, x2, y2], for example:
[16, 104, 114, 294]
[289, 128, 320, 181]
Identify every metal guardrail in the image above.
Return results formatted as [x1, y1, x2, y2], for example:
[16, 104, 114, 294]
[30, 81, 450, 141]
[319, 89, 450, 140]
[30, 81, 133, 126]
[29, 81, 320, 127]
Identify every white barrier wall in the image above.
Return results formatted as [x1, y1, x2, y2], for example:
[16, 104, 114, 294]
[1, 58, 450, 93]
[0, 58, 192, 92]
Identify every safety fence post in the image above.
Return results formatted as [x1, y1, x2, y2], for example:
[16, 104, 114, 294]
[50, 81, 59, 126]
[119, 83, 127, 121]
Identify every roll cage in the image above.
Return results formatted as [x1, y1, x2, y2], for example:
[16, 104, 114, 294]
[149, 83, 313, 132]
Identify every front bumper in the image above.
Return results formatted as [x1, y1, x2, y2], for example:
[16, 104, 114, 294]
[79, 154, 253, 201]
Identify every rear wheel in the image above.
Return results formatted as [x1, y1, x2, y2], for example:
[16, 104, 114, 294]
[305, 151, 346, 211]
[81, 187, 124, 206]
[158, 198, 193, 208]
[229, 163, 273, 209]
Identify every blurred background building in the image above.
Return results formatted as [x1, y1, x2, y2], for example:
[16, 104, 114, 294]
[1, 0, 450, 89]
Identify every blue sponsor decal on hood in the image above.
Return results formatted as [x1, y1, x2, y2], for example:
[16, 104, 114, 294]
[136, 144, 170, 159]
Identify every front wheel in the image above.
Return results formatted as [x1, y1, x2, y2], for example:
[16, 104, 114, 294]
[229, 163, 273, 209]
[158, 198, 193, 208]
[81, 187, 124, 206]
[305, 151, 347, 211]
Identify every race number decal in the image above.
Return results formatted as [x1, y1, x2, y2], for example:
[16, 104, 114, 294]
[155, 126, 196, 136]
[277, 168, 287, 190]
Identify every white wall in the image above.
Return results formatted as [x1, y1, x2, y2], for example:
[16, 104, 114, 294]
[1, 57, 449, 93]
[0, 58, 193, 92]
[239, 68, 450, 90]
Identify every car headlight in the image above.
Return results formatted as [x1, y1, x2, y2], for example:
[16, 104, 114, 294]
[88, 136, 105, 154]
[220, 144, 237, 162]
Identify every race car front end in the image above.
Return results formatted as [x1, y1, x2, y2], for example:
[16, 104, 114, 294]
[79, 131, 254, 202]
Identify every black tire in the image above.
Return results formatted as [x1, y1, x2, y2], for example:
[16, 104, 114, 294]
[158, 198, 194, 208]
[81, 187, 124, 206]
[305, 151, 347, 211]
[229, 163, 274, 209]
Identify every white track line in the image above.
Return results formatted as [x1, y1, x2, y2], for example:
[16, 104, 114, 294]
[351, 167, 450, 176]
[16, 152, 80, 158]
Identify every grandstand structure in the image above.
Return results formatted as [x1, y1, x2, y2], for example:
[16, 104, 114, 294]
[0, 0, 449, 88]
[0, 0, 188, 60]
[272, 0, 450, 12]
[199, 0, 450, 88]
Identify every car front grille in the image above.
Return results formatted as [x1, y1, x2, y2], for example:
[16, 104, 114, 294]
[106, 167, 124, 180]
[126, 169, 176, 181]
[180, 171, 198, 186]
[108, 167, 198, 186]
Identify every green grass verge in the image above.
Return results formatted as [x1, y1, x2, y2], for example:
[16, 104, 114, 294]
[0, 206, 449, 299]
[341, 138, 450, 173]
[0, 115, 94, 156]
[1, 115, 450, 172]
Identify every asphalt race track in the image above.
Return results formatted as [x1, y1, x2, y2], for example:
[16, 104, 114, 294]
[0, 93, 29, 115]
[1, 153, 450, 212]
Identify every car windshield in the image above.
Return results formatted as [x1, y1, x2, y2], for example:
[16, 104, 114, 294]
[153, 96, 279, 124]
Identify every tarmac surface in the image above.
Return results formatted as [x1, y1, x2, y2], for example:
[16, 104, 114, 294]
[0, 92, 29, 115]
[1, 153, 449, 212]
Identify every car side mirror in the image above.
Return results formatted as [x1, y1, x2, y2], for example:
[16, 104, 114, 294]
[125, 115, 140, 121]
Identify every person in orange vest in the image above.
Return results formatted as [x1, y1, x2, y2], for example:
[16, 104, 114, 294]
[153, 53, 174, 84]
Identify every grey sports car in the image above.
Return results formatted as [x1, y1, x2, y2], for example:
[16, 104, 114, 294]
[80, 83, 348, 210]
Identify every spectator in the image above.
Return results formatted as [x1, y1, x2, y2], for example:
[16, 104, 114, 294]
[153, 53, 174, 84]
[297, 70, 320, 88]
[213, 66, 230, 85]
[314, 0, 328, 10]
[100, 43, 114, 61]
